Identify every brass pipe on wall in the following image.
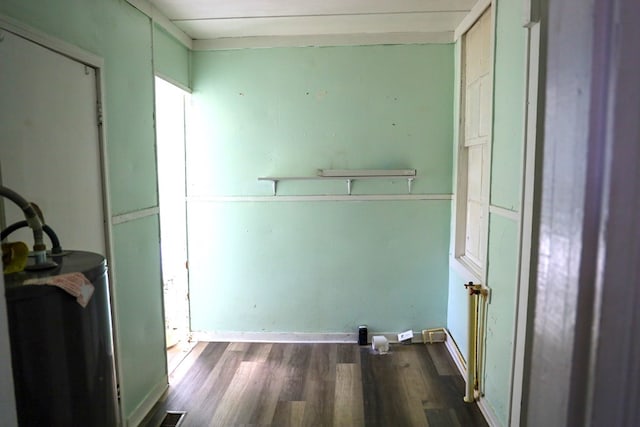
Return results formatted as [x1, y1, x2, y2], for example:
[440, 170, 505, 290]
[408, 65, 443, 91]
[463, 281, 489, 403]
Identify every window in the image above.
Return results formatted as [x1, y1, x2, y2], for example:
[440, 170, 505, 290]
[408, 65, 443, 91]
[455, 7, 493, 276]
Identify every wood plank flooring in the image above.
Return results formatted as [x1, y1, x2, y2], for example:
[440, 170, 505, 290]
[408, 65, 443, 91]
[142, 342, 488, 427]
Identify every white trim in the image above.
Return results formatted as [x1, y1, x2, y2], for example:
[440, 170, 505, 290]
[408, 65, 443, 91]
[186, 194, 452, 203]
[193, 32, 453, 50]
[0, 14, 103, 67]
[95, 62, 124, 427]
[192, 331, 357, 343]
[126, 376, 168, 427]
[126, 0, 193, 49]
[480, 0, 496, 286]
[509, 21, 541, 427]
[372, 332, 441, 344]
[477, 396, 501, 427]
[488, 205, 520, 222]
[125, 0, 152, 16]
[453, 42, 468, 260]
[442, 330, 497, 426]
[111, 207, 159, 225]
[191, 331, 434, 344]
[443, 328, 467, 376]
[450, 256, 484, 283]
[454, 0, 492, 40]
[522, 0, 542, 27]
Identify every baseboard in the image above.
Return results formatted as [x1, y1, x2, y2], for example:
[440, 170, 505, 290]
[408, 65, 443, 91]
[442, 329, 467, 377]
[127, 375, 168, 427]
[191, 330, 435, 344]
[441, 330, 500, 427]
[476, 396, 501, 427]
[372, 332, 441, 344]
[191, 331, 357, 343]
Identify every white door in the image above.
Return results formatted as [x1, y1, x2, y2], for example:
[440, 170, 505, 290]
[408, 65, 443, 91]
[0, 29, 105, 255]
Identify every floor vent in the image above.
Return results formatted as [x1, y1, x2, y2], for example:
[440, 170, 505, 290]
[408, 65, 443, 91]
[160, 411, 186, 427]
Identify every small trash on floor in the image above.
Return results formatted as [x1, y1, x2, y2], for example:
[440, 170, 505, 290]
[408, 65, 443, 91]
[371, 335, 390, 354]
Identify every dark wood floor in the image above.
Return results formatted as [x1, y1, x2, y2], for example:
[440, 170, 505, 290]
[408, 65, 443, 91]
[142, 342, 488, 427]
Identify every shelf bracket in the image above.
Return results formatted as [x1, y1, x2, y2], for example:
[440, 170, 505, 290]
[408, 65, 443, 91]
[408, 178, 414, 194]
[346, 179, 353, 195]
[271, 180, 278, 196]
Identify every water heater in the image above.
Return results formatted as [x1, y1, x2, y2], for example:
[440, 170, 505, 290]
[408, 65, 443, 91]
[4, 251, 119, 426]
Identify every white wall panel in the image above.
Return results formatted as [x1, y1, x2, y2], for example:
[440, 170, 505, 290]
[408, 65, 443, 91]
[0, 30, 105, 255]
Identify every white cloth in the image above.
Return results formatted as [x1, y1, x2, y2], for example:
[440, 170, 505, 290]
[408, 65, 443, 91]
[24, 272, 95, 307]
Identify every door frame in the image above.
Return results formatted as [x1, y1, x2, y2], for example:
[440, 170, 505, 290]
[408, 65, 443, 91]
[508, 17, 545, 426]
[153, 75, 192, 357]
[524, 0, 640, 424]
[0, 14, 124, 425]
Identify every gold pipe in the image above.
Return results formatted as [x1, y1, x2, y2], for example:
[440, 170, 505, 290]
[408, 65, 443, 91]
[463, 282, 489, 402]
[475, 290, 489, 395]
[464, 285, 477, 403]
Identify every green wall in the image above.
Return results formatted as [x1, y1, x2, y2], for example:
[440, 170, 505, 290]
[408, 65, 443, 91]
[491, 1, 526, 210]
[484, 213, 519, 424]
[189, 45, 454, 196]
[0, 0, 159, 216]
[189, 201, 451, 332]
[188, 44, 454, 334]
[447, 1, 526, 425]
[0, 0, 173, 421]
[153, 23, 190, 89]
[112, 216, 166, 417]
[2, 0, 528, 423]
[483, 1, 526, 424]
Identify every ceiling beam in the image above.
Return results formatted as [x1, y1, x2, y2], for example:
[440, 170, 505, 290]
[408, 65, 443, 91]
[177, 12, 467, 39]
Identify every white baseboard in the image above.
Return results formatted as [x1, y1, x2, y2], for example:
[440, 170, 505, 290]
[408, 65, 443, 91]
[191, 331, 357, 343]
[441, 329, 500, 426]
[127, 375, 168, 427]
[443, 329, 467, 377]
[476, 396, 501, 427]
[191, 330, 439, 344]
[372, 332, 442, 344]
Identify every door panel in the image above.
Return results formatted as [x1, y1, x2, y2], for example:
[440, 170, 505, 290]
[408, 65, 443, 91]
[0, 29, 105, 255]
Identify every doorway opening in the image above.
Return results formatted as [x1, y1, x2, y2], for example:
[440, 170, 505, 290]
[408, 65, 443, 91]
[155, 76, 192, 375]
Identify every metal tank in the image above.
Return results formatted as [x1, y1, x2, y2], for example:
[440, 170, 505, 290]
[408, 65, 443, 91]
[4, 250, 119, 427]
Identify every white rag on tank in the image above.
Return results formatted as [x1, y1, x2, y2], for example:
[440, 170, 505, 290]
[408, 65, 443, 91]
[24, 272, 95, 307]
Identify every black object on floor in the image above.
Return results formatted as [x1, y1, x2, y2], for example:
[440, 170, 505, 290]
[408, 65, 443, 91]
[160, 411, 186, 427]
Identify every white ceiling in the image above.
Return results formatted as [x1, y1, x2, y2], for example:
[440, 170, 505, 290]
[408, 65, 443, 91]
[148, 0, 478, 48]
